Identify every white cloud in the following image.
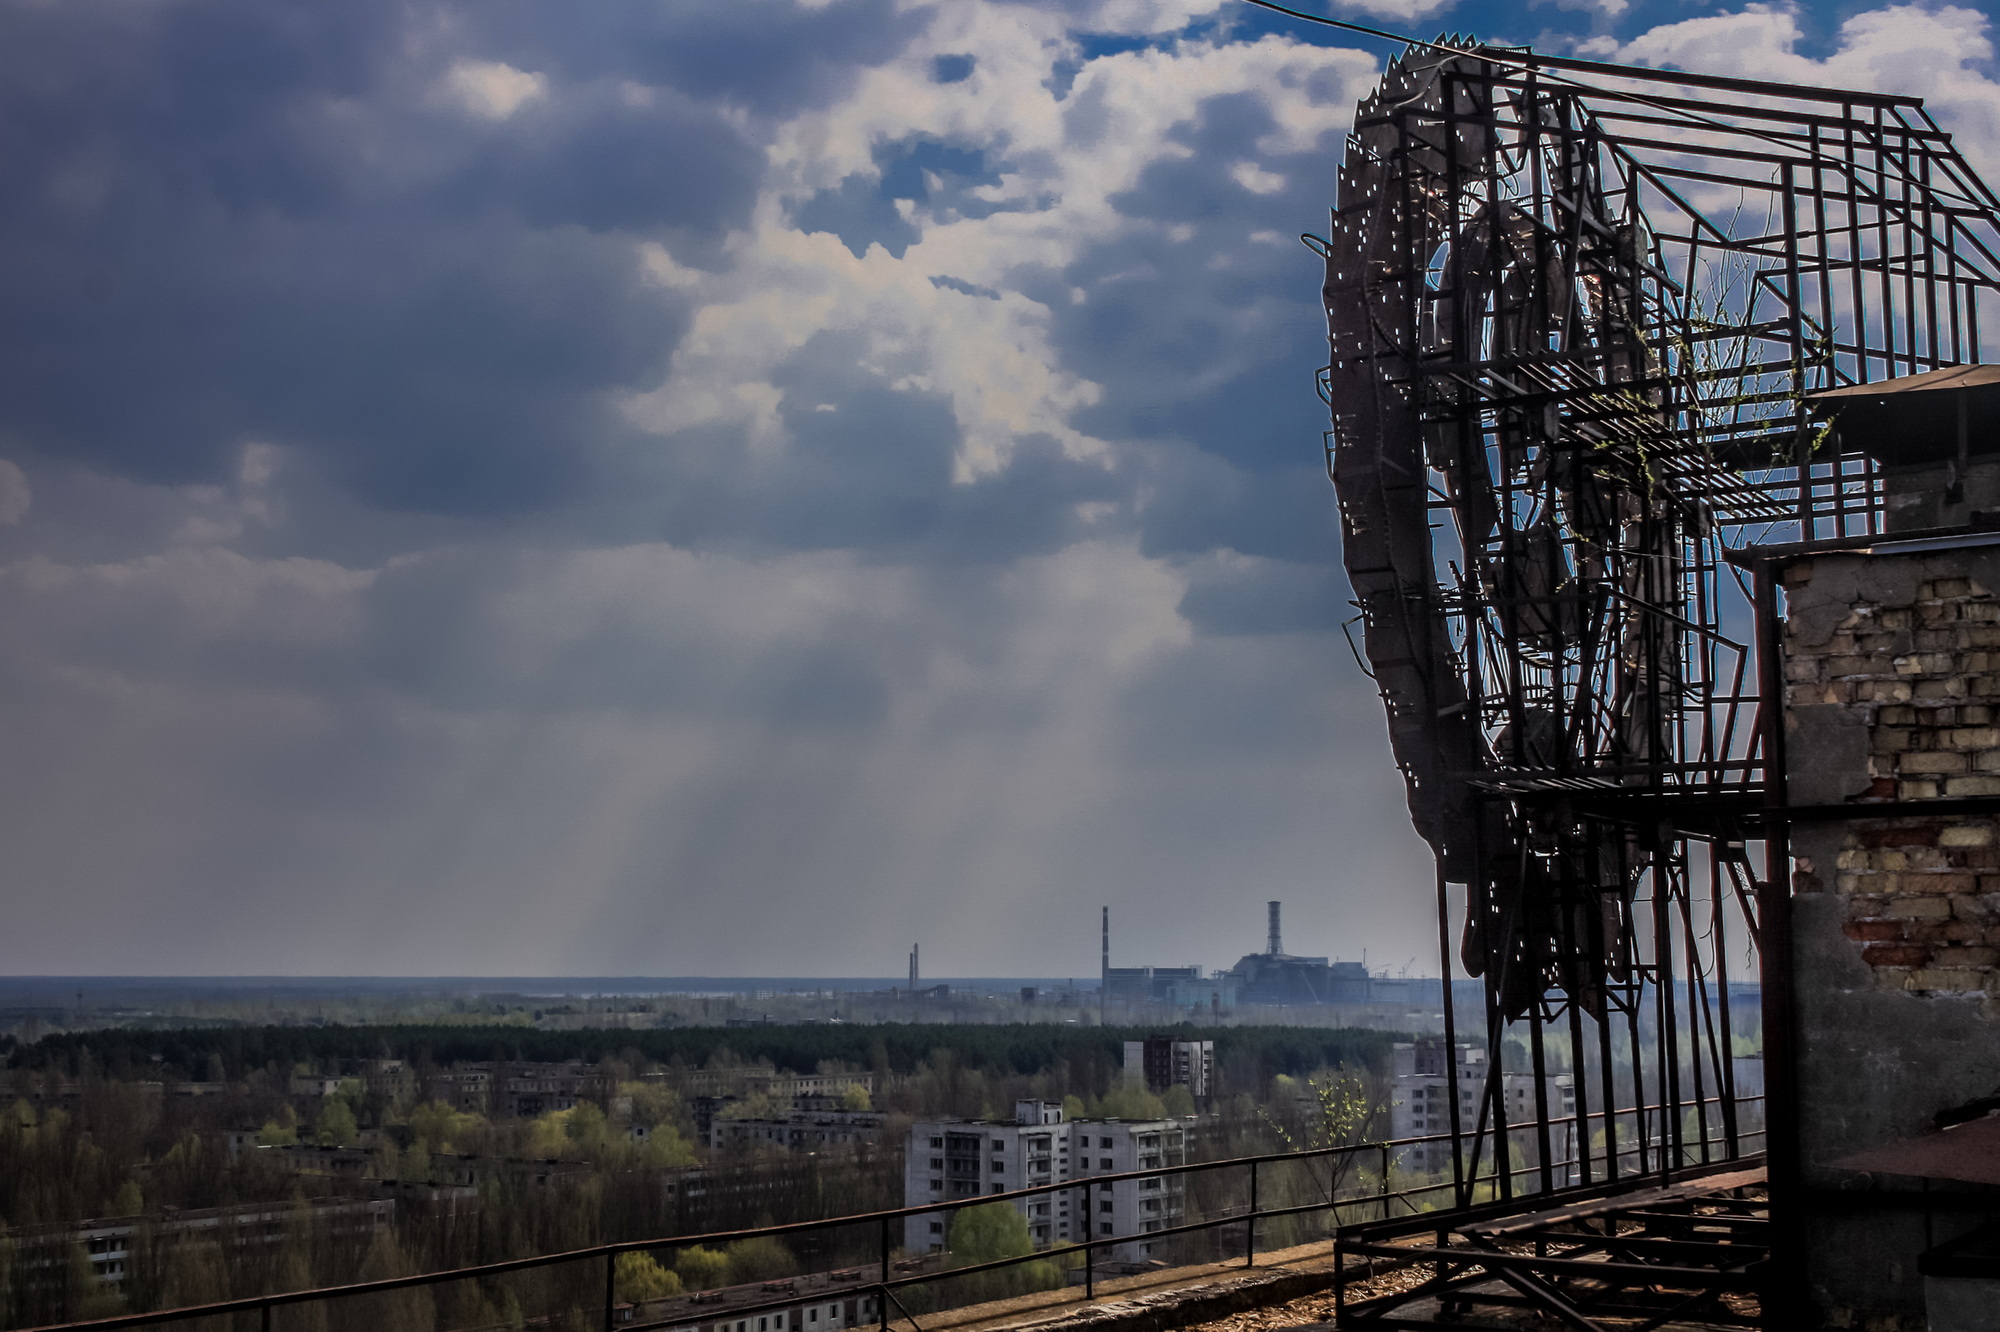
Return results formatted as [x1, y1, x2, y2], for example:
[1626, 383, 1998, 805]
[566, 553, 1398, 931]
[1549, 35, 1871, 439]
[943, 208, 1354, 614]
[442, 59, 548, 120]
[1611, 5, 2000, 179]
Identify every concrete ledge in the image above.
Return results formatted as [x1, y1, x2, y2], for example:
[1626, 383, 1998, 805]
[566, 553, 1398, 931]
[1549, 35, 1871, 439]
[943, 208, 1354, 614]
[906, 1242, 1404, 1332]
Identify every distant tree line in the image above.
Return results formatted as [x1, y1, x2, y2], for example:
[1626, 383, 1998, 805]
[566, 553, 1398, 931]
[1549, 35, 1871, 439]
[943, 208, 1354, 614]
[11, 1023, 1402, 1091]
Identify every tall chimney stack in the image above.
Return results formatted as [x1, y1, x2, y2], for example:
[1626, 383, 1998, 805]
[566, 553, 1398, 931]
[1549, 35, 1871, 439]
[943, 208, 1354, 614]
[909, 943, 919, 990]
[1268, 900, 1283, 957]
[1100, 907, 1110, 1022]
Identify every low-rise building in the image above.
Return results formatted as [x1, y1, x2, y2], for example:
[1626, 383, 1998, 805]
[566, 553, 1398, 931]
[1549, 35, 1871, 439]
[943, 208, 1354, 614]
[709, 1109, 883, 1153]
[903, 1100, 1186, 1262]
[7, 1198, 395, 1295]
[619, 1269, 884, 1332]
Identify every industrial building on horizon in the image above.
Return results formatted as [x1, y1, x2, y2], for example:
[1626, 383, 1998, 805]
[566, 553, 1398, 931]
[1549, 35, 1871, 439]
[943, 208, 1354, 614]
[1099, 900, 1439, 1011]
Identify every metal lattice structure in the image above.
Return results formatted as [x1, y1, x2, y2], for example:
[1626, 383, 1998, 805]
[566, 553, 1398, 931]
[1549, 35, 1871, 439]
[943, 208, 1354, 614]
[1317, 40, 2000, 1229]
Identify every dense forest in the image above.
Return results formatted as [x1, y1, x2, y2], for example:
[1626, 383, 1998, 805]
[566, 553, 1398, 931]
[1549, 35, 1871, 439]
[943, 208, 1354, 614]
[8, 1022, 1403, 1090]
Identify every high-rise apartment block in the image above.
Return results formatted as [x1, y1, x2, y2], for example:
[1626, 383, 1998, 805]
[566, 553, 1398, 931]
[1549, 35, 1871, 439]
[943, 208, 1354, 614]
[1121, 1035, 1214, 1098]
[902, 1101, 1185, 1261]
[1388, 1037, 1574, 1178]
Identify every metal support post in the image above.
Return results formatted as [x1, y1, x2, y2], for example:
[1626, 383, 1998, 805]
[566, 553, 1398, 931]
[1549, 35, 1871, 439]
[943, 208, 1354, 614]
[1246, 1161, 1257, 1266]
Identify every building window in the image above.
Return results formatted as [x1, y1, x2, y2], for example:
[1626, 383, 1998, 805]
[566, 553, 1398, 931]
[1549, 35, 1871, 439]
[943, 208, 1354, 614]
[930, 1137, 943, 1148]
[1099, 1137, 1112, 1148]
[929, 1222, 943, 1234]
[929, 1158, 942, 1170]
[992, 1161, 1005, 1172]
[930, 1179, 942, 1191]
[1100, 1200, 1113, 1213]
[1101, 1158, 1113, 1169]
[1100, 1223, 1113, 1235]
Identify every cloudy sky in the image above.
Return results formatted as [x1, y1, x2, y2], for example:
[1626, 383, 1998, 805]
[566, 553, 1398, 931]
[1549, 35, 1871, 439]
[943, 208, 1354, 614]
[1, 0, 1996, 979]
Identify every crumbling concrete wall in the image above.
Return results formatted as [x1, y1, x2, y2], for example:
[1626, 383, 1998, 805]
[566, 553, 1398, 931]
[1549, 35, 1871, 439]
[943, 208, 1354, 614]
[1781, 546, 2000, 1328]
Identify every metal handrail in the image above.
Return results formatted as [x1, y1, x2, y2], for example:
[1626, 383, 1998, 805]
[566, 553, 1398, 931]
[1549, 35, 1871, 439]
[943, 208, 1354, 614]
[16, 1092, 1765, 1332]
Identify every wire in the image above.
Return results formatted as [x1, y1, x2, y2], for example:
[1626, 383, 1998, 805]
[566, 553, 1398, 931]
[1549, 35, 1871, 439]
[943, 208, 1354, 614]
[1234, 0, 1437, 52]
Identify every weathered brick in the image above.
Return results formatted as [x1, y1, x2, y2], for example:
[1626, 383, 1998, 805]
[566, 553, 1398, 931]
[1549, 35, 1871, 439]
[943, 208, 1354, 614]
[1937, 945, 2000, 968]
[1972, 749, 2000, 772]
[1882, 705, 1920, 725]
[1837, 654, 1900, 677]
[1843, 917, 1905, 942]
[1951, 894, 2000, 920]
[1861, 826, 1940, 848]
[1881, 896, 1953, 919]
[1946, 727, 2000, 750]
[1835, 872, 1880, 894]
[1941, 920, 1986, 943]
[1872, 728, 1915, 753]
[1941, 824, 1996, 847]
[1900, 751, 1968, 774]
[1900, 871, 1977, 894]
[1906, 920, 1955, 944]
[1785, 658, 1822, 683]
[1863, 943, 1932, 967]
[1905, 968, 1988, 992]
[1965, 602, 2000, 622]
[1900, 779, 1942, 800]
[1945, 775, 2000, 796]
[1933, 577, 1974, 598]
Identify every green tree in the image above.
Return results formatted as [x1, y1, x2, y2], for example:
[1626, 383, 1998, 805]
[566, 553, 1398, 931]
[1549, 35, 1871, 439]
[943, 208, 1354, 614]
[839, 1085, 872, 1111]
[1091, 1084, 1164, 1120]
[110, 1180, 143, 1217]
[947, 1203, 1033, 1264]
[673, 1246, 730, 1291]
[722, 1235, 794, 1284]
[565, 1102, 608, 1151]
[1160, 1085, 1196, 1118]
[315, 1099, 358, 1147]
[407, 1100, 480, 1153]
[257, 1106, 299, 1147]
[622, 1082, 686, 1130]
[614, 1252, 683, 1305]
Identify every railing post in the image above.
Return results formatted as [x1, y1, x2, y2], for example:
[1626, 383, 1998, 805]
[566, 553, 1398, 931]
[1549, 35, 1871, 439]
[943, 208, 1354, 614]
[605, 1250, 617, 1332]
[1245, 1160, 1257, 1268]
[1380, 1143, 1390, 1219]
[1084, 1179, 1095, 1299]
[262, 1305, 272, 1332]
[879, 1216, 890, 1331]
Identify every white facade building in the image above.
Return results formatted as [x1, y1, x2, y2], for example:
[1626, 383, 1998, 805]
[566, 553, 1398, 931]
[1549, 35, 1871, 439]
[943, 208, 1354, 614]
[903, 1101, 1186, 1261]
[1388, 1039, 1575, 1179]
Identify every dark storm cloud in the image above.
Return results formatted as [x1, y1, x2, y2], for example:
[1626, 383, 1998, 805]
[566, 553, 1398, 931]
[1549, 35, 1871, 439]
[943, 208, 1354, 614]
[0, 0, 898, 519]
[474, 0, 924, 120]
[794, 137, 1018, 259]
[638, 331, 1123, 562]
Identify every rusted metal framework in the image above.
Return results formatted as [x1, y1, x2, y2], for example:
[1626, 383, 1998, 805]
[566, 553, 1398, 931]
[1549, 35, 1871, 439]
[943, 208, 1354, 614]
[1317, 39, 2000, 1327]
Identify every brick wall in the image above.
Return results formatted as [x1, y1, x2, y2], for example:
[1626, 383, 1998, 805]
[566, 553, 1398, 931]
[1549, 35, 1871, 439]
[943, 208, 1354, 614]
[1783, 565, 2000, 1002]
